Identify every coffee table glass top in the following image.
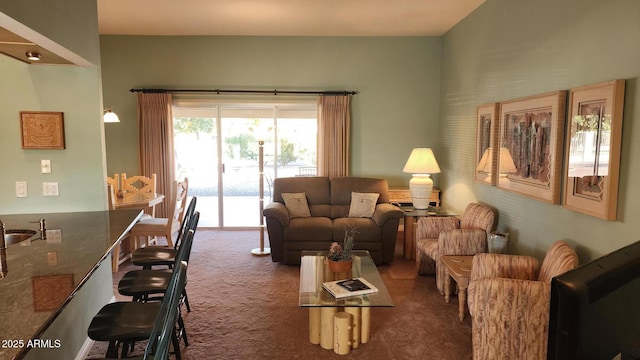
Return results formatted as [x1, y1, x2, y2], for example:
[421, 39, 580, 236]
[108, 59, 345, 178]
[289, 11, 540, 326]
[299, 250, 394, 307]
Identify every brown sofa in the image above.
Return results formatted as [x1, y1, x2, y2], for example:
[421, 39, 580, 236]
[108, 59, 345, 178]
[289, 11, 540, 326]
[263, 176, 403, 265]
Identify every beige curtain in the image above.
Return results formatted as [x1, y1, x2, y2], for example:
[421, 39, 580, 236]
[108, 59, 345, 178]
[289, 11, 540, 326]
[317, 95, 351, 178]
[137, 93, 176, 218]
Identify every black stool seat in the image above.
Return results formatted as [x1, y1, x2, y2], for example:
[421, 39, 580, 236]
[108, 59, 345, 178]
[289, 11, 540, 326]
[131, 246, 177, 268]
[119, 268, 191, 312]
[119, 269, 173, 297]
[88, 301, 163, 358]
[88, 301, 161, 341]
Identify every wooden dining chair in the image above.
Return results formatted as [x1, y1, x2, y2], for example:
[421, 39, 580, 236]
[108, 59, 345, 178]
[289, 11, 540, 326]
[122, 173, 157, 194]
[122, 173, 157, 216]
[108, 184, 132, 273]
[106, 173, 120, 193]
[130, 178, 189, 248]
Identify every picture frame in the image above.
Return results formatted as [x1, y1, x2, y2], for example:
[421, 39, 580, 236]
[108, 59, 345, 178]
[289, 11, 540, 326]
[20, 111, 65, 149]
[497, 91, 566, 203]
[563, 80, 625, 221]
[475, 103, 500, 185]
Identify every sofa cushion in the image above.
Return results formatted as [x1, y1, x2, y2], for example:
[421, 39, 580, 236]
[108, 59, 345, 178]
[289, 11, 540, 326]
[348, 192, 379, 218]
[272, 177, 331, 217]
[282, 192, 311, 218]
[333, 217, 382, 243]
[285, 217, 333, 241]
[330, 177, 389, 218]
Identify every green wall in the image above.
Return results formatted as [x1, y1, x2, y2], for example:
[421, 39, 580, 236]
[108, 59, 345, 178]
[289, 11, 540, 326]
[0, 1, 106, 215]
[100, 36, 442, 185]
[439, 0, 640, 261]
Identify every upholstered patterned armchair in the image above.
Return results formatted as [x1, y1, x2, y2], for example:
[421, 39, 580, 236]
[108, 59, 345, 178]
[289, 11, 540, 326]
[415, 203, 495, 294]
[468, 240, 579, 360]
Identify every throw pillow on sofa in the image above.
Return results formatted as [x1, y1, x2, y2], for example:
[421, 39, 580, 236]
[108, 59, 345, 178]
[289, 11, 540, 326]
[282, 192, 311, 218]
[348, 192, 379, 218]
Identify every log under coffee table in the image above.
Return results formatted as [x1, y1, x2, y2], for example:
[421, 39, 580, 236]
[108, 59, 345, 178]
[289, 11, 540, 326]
[441, 255, 474, 321]
[299, 250, 394, 355]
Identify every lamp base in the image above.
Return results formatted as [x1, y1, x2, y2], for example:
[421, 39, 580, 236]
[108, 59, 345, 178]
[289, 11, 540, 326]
[251, 247, 271, 256]
[409, 174, 433, 210]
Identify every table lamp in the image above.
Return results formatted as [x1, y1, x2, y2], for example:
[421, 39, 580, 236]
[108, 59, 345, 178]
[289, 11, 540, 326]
[497, 147, 517, 177]
[477, 147, 517, 184]
[403, 148, 440, 209]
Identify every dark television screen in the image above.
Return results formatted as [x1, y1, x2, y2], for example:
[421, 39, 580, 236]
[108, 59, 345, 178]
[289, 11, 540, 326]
[548, 240, 640, 360]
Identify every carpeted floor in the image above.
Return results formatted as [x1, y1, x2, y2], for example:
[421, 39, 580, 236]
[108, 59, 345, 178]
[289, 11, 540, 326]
[86, 230, 472, 359]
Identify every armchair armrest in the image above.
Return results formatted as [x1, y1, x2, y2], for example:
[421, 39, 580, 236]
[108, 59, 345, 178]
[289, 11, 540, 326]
[372, 203, 404, 226]
[469, 277, 551, 360]
[263, 202, 290, 226]
[470, 253, 540, 282]
[416, 216, 459, 240]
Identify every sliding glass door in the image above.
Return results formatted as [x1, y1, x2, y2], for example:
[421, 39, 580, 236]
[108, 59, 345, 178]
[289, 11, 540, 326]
[173, 100, 317, 228]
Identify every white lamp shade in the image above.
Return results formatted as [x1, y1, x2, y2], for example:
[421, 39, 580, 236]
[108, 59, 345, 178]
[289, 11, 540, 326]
[103, 109, 120, 123]
[403, 148, 440, 209]
[403, 148, 441, 175]
[477, 147, 517, 175]
[477, 148, 492, 172]
[498, 147, 517, 174]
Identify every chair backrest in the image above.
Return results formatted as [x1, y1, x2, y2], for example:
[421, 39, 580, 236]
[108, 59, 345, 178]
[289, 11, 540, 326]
[168, 178, 189, 224]
[122, 173, 157, 194]
[142, 260, 188, 359]
[175, 214, 199, 265]
[460, 203, 495, 233]
[107, 184, 116, 210]
[175, 196, 198, 250]
[107, 173, 120, 192]
[537, 240, 579, 283]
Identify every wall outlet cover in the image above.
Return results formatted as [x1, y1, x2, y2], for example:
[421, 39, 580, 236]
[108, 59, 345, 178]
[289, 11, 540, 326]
[43, 182, 59, 196]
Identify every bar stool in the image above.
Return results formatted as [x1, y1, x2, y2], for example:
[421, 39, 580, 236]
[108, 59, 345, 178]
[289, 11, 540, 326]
[119, 212, 199, 313]
[88, 250, 191, 359]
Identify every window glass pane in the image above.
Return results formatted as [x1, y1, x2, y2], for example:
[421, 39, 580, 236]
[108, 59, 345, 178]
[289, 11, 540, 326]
[172, 100, 316, 228]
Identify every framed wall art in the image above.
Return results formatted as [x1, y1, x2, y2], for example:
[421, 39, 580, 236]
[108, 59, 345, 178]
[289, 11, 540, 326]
[497, 91, 566, 203]
[475, 103, 499, 185]
[20, 111, 65, 149]
[563, 80, 625, 221]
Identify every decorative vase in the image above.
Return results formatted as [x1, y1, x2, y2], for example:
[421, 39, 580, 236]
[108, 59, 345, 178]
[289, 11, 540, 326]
[488, 232, 509, 254]
[327, 258, 353, 273]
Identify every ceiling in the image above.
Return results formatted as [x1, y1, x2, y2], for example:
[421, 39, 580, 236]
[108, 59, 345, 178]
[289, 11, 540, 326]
[97, 0, 485, 36]
[0, 0, 484, 65]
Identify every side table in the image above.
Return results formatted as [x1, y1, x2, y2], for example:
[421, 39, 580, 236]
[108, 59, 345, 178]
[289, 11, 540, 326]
[399, 206, 458, 260]
[441, 255, 474, 321]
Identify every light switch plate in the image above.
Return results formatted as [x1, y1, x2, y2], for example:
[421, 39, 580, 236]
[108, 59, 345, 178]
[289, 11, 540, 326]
[16, 181, 27, 197]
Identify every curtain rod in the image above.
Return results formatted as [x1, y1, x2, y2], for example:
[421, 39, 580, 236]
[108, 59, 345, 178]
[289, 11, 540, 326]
[129, 88, 357, 96]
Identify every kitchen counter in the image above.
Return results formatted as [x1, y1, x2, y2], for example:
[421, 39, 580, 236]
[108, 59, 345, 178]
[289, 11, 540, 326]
[0, 210, 141, 360]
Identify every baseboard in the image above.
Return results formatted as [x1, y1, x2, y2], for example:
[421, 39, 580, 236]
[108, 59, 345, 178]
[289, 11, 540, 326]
[74, 338, 95, 360]
[74, 296, 116, 360]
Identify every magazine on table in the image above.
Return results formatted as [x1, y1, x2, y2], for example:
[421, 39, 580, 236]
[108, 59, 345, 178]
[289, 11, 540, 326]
[322, 277, 378, 298]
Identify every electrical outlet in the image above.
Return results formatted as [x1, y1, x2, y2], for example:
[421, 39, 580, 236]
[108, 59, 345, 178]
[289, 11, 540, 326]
[43, 182, 59, 196]
[16, 181, 27, 197]
[41, 160, 51, 174]
[47, 252, 58, 266]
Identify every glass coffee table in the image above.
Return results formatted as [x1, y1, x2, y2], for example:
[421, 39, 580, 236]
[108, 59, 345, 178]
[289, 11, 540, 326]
[299, 250, 394, 353]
